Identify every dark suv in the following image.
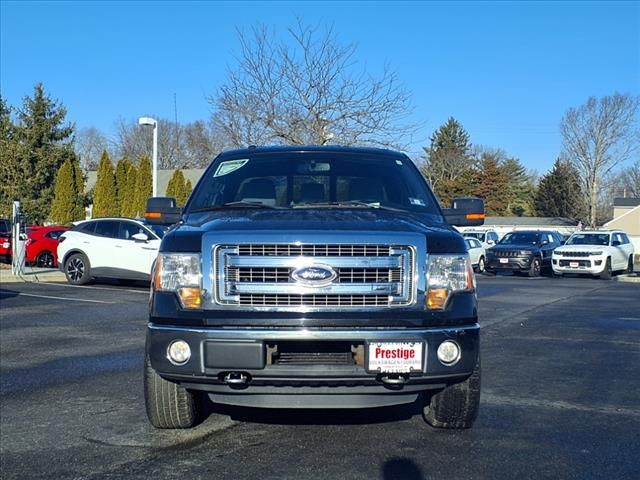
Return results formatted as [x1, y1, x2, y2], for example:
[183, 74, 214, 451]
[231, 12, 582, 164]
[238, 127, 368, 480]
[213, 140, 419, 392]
[485, 230, 563, 276]
[144, 146, 485, 430]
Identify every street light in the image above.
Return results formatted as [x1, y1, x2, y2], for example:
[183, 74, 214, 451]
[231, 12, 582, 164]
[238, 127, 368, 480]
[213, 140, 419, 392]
[138, 116, 158, 197]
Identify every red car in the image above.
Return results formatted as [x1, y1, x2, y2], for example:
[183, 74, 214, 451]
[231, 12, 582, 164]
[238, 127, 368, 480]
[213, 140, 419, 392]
[25, 226, 68, 268]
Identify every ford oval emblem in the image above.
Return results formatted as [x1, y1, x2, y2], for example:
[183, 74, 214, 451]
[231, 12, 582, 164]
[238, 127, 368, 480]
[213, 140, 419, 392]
[291, 265, 337, 286]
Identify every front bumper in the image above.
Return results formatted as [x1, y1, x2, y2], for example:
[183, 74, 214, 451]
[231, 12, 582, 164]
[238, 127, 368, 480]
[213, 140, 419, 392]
[147, 323, 479, 408]
[552, 255, 604, 275]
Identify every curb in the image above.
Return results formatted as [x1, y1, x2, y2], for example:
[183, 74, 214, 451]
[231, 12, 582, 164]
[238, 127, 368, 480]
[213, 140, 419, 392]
[0, 268, 66, 284]
[614, 274, 640, 284]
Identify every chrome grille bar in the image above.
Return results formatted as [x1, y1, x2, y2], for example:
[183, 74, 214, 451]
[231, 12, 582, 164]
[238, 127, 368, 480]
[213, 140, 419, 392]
[214, 243, 415, 309]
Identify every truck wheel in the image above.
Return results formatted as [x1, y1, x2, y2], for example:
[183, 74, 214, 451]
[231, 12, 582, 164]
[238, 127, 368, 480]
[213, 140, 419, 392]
[423, 357, 481, 429]
[64, 253, 92, 285]
[600, 258, 612, 280]
[527, 257, 541, 277]
[144, 355, 200, 429]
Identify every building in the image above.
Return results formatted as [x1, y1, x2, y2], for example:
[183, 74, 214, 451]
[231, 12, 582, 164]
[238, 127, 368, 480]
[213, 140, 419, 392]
[480, 216, 579, 239]
[604, 197, 640, 252]
[85, 169, 205, 197]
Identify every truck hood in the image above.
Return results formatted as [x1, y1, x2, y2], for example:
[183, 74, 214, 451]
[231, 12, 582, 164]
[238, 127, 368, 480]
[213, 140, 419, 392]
[554, 245, 607, 253]
[489, 243, 540, 252]
[163, 208, 466, 254]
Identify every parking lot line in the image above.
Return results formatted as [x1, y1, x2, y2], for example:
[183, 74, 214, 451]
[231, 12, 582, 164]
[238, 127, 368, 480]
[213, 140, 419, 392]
[46, 282, 149, 294]
[4, 292, 114, 304]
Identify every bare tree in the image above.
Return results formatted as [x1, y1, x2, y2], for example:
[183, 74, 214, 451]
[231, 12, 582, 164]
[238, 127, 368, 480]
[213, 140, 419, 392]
[210, 21, 418, 149]
[616, 160, 640, 198]
[560, 93, 640, 226]
[112, 117, 226, 169]
[75, 127, 111, 170]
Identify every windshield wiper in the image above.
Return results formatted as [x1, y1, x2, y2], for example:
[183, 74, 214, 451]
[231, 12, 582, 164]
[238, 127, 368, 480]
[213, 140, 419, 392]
[190, 201, 280, 212]
[293, 201, 406, 212]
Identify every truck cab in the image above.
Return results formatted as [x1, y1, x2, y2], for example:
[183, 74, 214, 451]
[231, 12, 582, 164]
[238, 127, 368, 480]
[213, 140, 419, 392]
[144, 146, 484, 430]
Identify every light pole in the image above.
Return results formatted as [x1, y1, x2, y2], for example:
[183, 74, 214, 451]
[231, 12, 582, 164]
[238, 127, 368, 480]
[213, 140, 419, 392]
[138, 116, 158, 197]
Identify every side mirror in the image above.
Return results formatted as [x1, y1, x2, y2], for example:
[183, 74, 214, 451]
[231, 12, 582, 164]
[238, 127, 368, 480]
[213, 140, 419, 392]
[132, 232, 149, 242]
[145, 197, 182, 225]
[487, 239, 495, 245]
[443, 198, 485, 227]
[612, 240, 621, 247]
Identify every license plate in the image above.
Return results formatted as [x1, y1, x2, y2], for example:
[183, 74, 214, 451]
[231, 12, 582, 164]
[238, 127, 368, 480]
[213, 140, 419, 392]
[499, 258, 509, 264]
[367, 342, 423, 373]
[570, 262, 579, 268]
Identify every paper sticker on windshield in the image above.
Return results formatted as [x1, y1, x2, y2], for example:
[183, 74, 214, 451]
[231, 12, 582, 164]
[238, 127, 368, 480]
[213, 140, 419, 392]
[409, 197, 425, 206]
[214, 159, 249, 177]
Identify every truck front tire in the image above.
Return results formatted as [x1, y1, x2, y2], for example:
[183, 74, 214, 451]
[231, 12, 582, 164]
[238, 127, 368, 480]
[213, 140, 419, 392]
[423, 357, 481, 429]
[144, 355, 201, 429]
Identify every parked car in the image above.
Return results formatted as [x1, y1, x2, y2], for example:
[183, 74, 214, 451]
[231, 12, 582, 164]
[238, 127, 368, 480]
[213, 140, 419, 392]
[552, 230, 635, 279]
[464, 236, 486, 273]
[25, 226, 68, 268]
[0, 218, 10, 263]
[485, 230, 563, 277]
[461, 228, 500, 248]
[57, 218, 163, 284]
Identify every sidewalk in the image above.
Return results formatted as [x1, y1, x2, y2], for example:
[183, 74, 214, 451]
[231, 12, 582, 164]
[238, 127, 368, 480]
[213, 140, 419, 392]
[0, 265, 66, 284]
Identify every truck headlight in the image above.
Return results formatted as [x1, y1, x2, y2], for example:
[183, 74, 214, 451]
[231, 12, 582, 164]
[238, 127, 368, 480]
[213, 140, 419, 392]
[426, 254, 474, 310]
[153, 253, 202, 309]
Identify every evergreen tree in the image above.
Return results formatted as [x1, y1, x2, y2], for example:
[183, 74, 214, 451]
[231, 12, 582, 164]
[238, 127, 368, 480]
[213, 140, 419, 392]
[165, 169, 182, 200]
[134, 156, 152, 217]
[72, 159, 86, 220]
[115, 158, 131, 216]
[535, 159, 585, 219]
[502, 158, 536, 216]
[181, 179, 193, 206]
[471, 153, 511, 216]
[0, 96, 18, 218]
[0, 84, 76, 223]
[50, 160, 76, 224]
[122, 163, 139, 217]
[93, 150, 118, 217]
[420, 117, 474, 205]
[166, 169, 191, 205]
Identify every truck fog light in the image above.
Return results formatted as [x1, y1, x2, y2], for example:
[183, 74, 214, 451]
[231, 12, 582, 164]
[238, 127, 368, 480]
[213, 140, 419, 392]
[437, 340, 461, 366]
[167, 340, 191, 365]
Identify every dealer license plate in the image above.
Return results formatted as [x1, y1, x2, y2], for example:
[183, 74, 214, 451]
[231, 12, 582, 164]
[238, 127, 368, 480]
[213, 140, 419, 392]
[570, 262, 579, 268]
[367, 342, 423, 373]
[499, 258, 509, 264]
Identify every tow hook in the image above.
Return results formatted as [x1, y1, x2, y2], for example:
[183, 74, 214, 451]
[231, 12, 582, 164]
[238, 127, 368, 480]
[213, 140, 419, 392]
[380, 374, 409, 386]
[223, 372, 250, 385]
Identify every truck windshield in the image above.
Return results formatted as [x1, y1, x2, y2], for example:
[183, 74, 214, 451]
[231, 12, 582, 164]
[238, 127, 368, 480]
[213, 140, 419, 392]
[566, 233, 610, 246]
[498, 232, 540, 245]
[463, 232, 486, 241]
[186, 153, 441, 215]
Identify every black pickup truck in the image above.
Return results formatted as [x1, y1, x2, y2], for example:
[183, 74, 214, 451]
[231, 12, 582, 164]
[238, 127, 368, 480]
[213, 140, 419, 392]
[145, 146, 484, 429]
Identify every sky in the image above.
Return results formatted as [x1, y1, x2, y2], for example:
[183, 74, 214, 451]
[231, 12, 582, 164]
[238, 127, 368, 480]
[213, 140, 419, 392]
[1, 0, 639, 173]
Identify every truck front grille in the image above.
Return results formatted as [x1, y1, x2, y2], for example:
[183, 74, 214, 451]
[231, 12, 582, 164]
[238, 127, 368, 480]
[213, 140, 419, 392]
[214, 243, 415, 309]
[557, 251, 590, 257]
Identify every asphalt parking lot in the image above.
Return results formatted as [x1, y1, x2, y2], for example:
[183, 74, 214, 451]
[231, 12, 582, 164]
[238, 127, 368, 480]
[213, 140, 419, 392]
[1, 274, 639, 479]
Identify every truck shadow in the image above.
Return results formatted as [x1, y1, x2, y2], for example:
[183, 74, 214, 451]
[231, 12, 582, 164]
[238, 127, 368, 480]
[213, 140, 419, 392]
[206, 397, 423, 426]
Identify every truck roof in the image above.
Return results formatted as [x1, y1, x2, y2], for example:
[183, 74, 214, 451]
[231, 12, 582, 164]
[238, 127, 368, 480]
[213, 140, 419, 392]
[218, 145, 408, 159]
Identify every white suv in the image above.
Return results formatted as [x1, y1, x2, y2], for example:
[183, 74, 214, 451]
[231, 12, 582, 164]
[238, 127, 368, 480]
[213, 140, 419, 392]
[552, 230, 635, 279]
[57, 218, 163, 285]
[461, 229, 500, 249]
